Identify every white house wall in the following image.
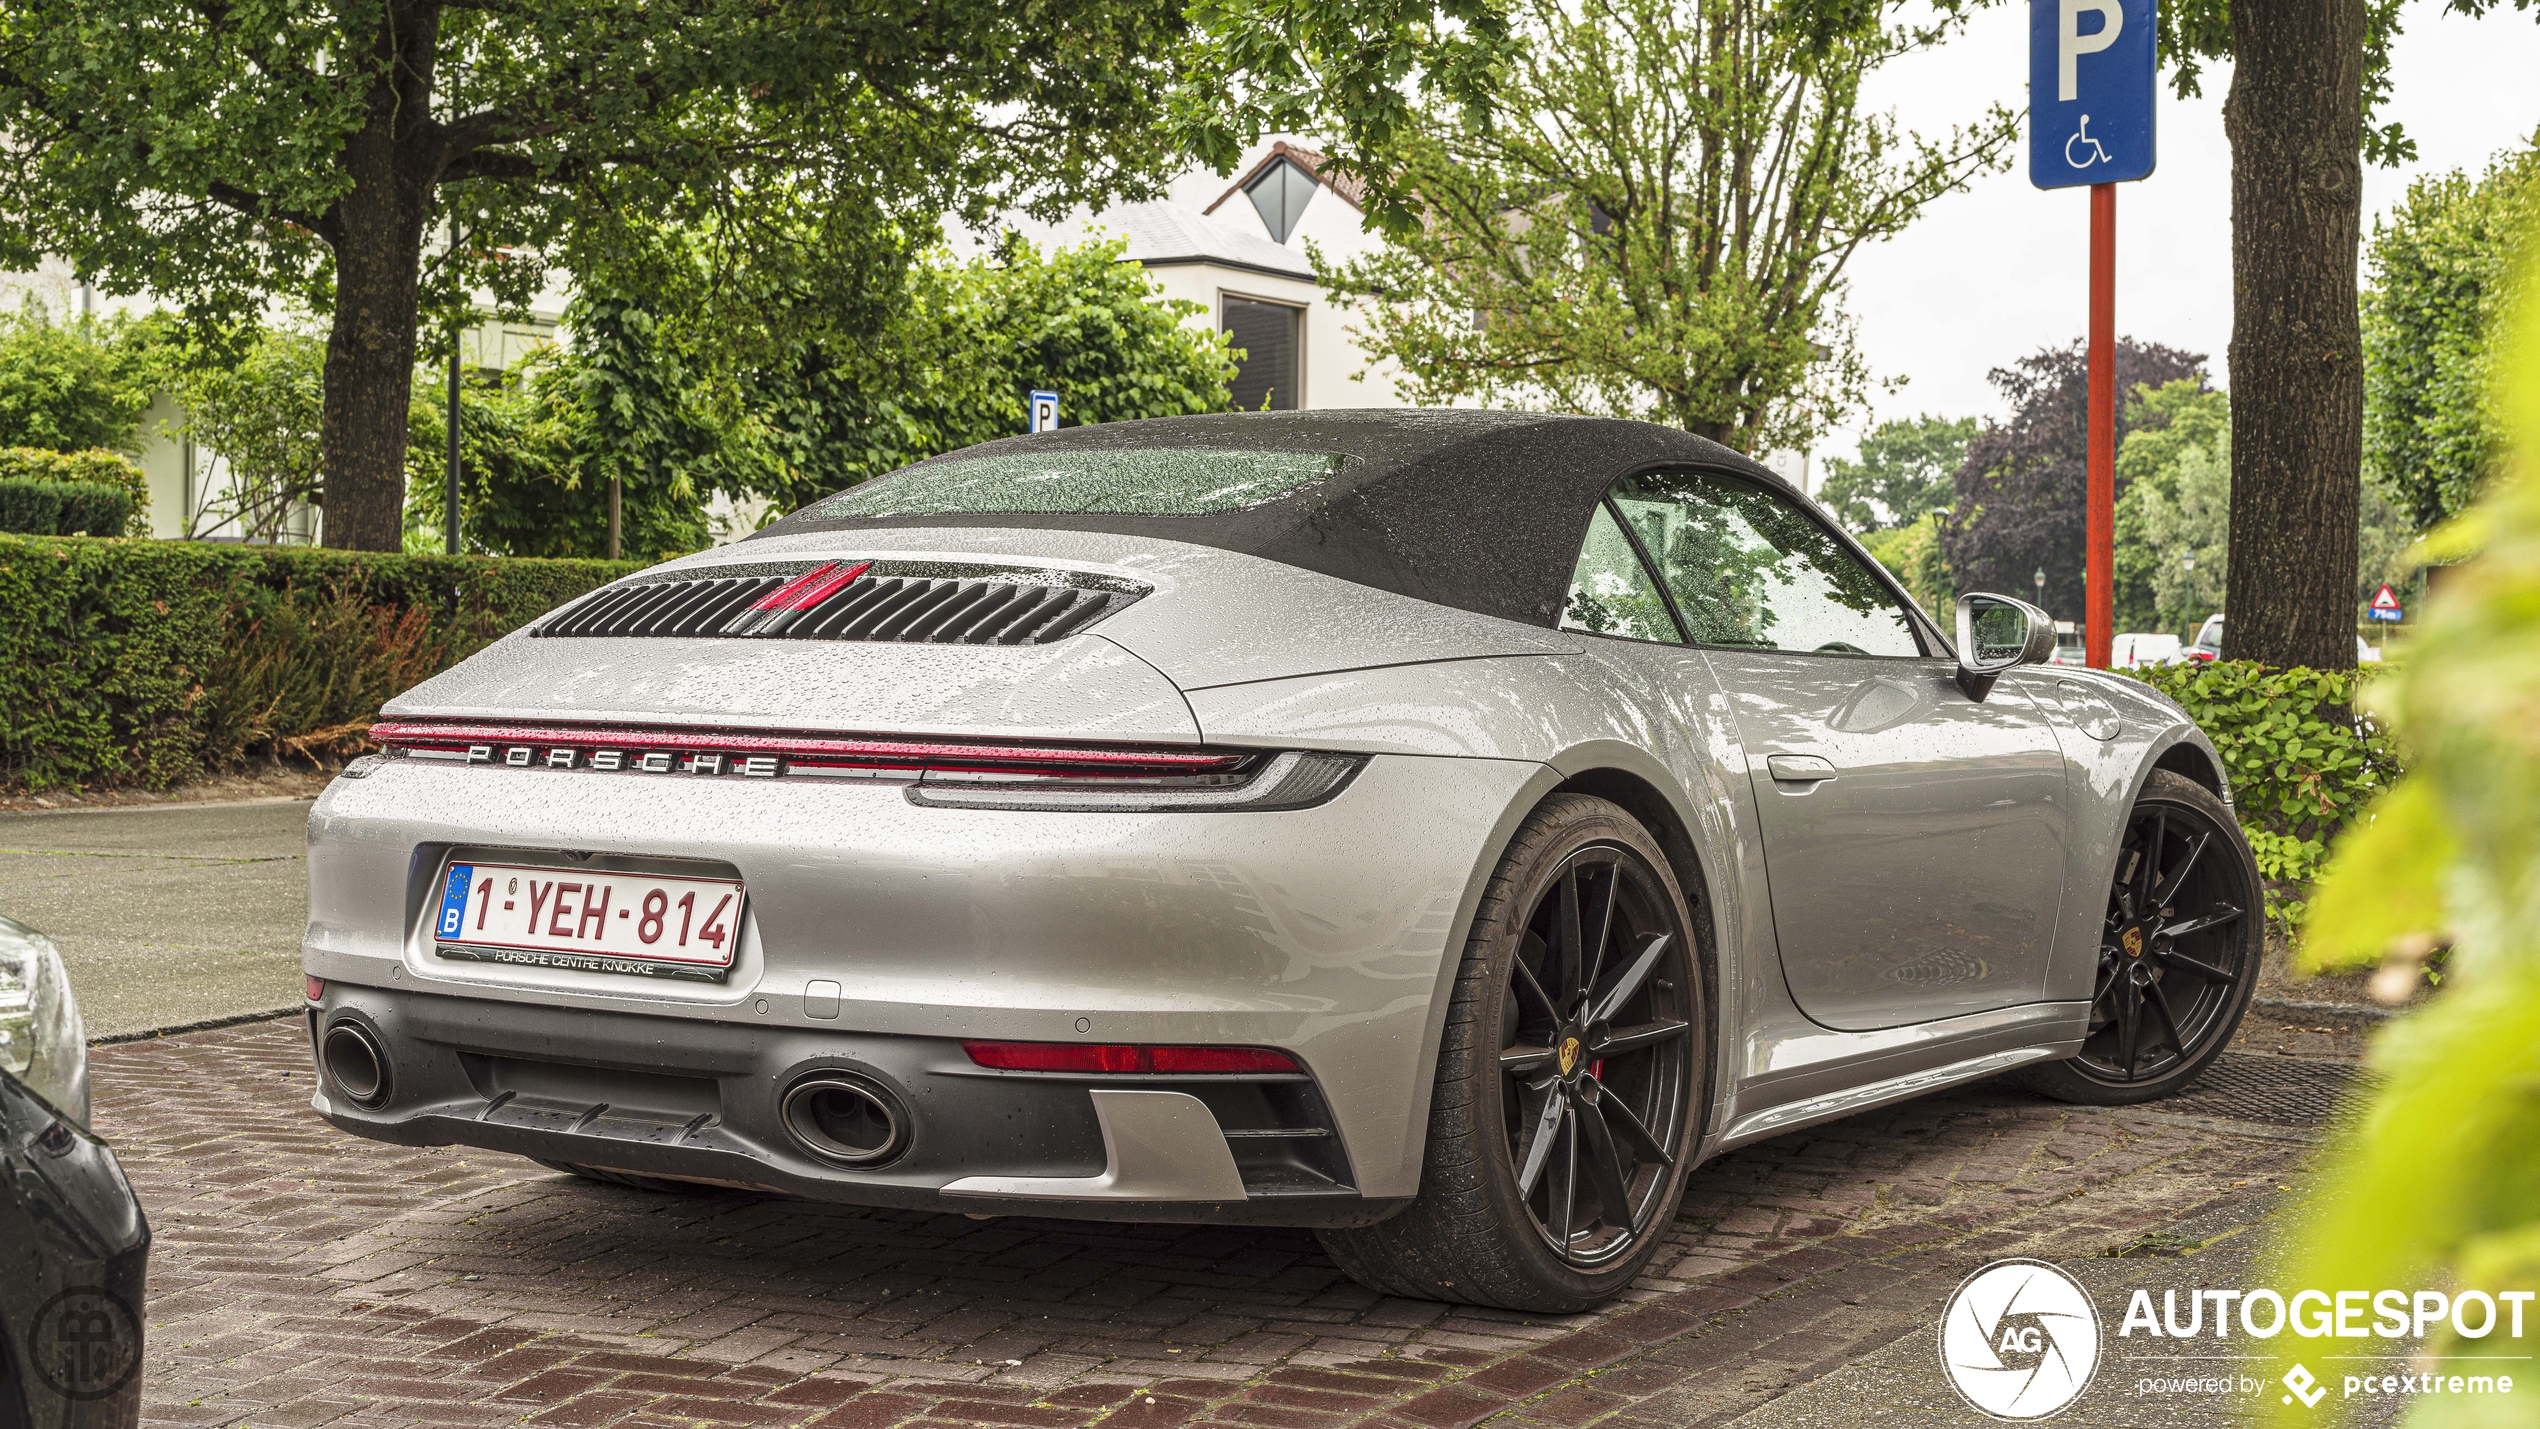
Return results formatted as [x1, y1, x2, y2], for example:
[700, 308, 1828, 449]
[1136, 262, 1406, 412]
[1134, 262, 1403, 413]
[1198, 164, 1405, 411]
[134, 392, 197, 538]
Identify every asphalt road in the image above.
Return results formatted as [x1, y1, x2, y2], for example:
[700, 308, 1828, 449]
[0, 797, 312, 1039]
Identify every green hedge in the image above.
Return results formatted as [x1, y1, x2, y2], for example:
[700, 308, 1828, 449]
[0, 448, 148, 534]
[0, 478, 133, 537]
[0, 535, 638, 791]
[2128, 659, 2406, 931]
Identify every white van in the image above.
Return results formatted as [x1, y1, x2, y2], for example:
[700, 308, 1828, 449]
[2112, 632, 2183, 668]
[2186, 615, 2380, 664]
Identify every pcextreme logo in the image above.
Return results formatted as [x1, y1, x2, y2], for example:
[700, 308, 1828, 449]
[2283, 1364, 2328, 1408]
[1939, 1259, 2104, 1420]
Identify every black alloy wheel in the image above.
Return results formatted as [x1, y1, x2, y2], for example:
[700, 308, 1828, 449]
[1317, 794, 1706, 1311]
[1499, 844, 1696, 1267]
[2022, 770, 2260, 1105]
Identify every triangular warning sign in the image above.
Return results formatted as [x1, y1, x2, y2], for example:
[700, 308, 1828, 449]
[2371, 584, 2402, 610]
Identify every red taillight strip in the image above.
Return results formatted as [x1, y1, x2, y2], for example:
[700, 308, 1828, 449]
[962, 1041, 1301, 1075]
[752, 560, 870, 612]
[368, 720, 1244, 774]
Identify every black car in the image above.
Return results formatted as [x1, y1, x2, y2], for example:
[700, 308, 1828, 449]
[1, 916, 148, 1428]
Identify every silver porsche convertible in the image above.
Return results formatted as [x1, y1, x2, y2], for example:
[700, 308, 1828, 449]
[304, 411, 2260, 1311]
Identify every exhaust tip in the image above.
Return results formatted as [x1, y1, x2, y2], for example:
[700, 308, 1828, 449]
[321, 1021, 390, 1108]
[780, 1075, 907, 1167]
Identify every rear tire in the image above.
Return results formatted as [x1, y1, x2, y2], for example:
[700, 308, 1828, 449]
[1317, 794, 1706, 1311]
[2018, 770, 2261, 1106]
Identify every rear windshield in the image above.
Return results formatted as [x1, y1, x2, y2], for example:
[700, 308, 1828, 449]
[801, 448, 1344, 519]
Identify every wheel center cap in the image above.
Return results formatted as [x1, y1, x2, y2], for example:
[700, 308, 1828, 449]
[1557, 1035, 1582, 1078]
[2121, 924, 2147, 959]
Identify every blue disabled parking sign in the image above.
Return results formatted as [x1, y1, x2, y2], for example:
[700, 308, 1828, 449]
[2031, 0, 2157, 188]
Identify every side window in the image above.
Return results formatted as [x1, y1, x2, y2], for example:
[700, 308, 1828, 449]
[1610, 471, 1922, 658]
[1560, 503, 1682, 644]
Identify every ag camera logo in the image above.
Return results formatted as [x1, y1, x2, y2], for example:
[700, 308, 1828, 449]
[1940, 1259, 2104, 1419]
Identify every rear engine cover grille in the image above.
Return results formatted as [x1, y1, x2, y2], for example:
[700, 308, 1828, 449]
[537, 560, 1144, 646]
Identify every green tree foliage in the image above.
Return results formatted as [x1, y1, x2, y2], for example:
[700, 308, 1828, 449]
[405, 237, 1237, 558]
[2361, 139, 2540, 532]
[743, 236, 1239, 508]
[1819, 414, 1975, 534]
[1318, 0, 2015, 453]
[176, 331, 328, 544]
[1857, 512, 1952, 617]
[2155, 0, 2540, 672]
[1940, 340, 2206, 625]
[0, 0, 1490, 551]
[2114, 379, 2416, 638]
[0, 309, 172, 454]
[2271, 240, 2540, 1429]
[2117, 380, 2231, 636]
[403, 360, 714, 565]
[2354, 482, 2417, 616]
[2133, 439, 2230, 638]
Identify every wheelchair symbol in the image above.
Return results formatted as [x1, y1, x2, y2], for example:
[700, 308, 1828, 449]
[2065, 114, 2112, 169]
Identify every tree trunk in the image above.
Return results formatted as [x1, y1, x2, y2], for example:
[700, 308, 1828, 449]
[318, 3, 438, 551]
[322, 227, 426, 550]
[2220, 0, 2364, 671]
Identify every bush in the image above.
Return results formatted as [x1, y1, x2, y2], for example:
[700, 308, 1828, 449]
[0, 310, 172, 457]
[0, 447, 149, 533]
[2360, 142, 2539, 532]
[0, 478, 132, 537]
[2128, 659, 2406, 931]
[197, 591, 453, 767]
[0, 534, 637, 790]
[2265, 213, 2540, 1424]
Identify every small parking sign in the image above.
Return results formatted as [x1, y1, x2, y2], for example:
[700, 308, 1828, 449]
[2030, 0, 2157, 189]
[1029, 390, 1059, 433]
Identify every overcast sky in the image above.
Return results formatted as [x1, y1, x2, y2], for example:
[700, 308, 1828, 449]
[1826, 2, 2540, 465]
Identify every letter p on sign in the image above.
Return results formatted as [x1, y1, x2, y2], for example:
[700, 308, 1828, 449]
[2059, 0, 2121, 100]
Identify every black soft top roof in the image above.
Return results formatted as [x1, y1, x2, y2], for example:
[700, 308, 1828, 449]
[755, 410, 1790, 628]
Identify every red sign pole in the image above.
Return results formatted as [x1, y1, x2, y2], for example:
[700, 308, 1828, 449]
[2085, 182, 2116, 669]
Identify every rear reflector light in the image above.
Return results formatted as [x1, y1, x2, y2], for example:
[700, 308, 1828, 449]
[962, 1041, 1301, 1075]
[368, 720, 1244, 778]
[305, 976, 325, 1001]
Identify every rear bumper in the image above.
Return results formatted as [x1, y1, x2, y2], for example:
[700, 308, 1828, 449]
[303, 750, 1544, 1204]
[308, 984, 1408, 1225]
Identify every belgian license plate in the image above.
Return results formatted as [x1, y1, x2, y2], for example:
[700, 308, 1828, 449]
[432, 860, 744, 981]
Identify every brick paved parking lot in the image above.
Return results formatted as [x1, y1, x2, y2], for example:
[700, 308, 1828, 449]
[86, 1017, 2356, 1429]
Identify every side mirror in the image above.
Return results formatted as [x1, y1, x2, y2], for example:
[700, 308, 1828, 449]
[1954, 593, 2055, 700]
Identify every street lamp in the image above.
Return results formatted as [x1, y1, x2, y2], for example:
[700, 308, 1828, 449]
[2032, 567, 2046, 605]
[445, 219, 463, 558]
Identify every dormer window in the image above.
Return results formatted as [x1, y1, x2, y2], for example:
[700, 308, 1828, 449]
[1243, 156, 1320, 245]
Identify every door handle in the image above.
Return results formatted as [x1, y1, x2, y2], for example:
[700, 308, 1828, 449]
[1765, 754, 1838, 783]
